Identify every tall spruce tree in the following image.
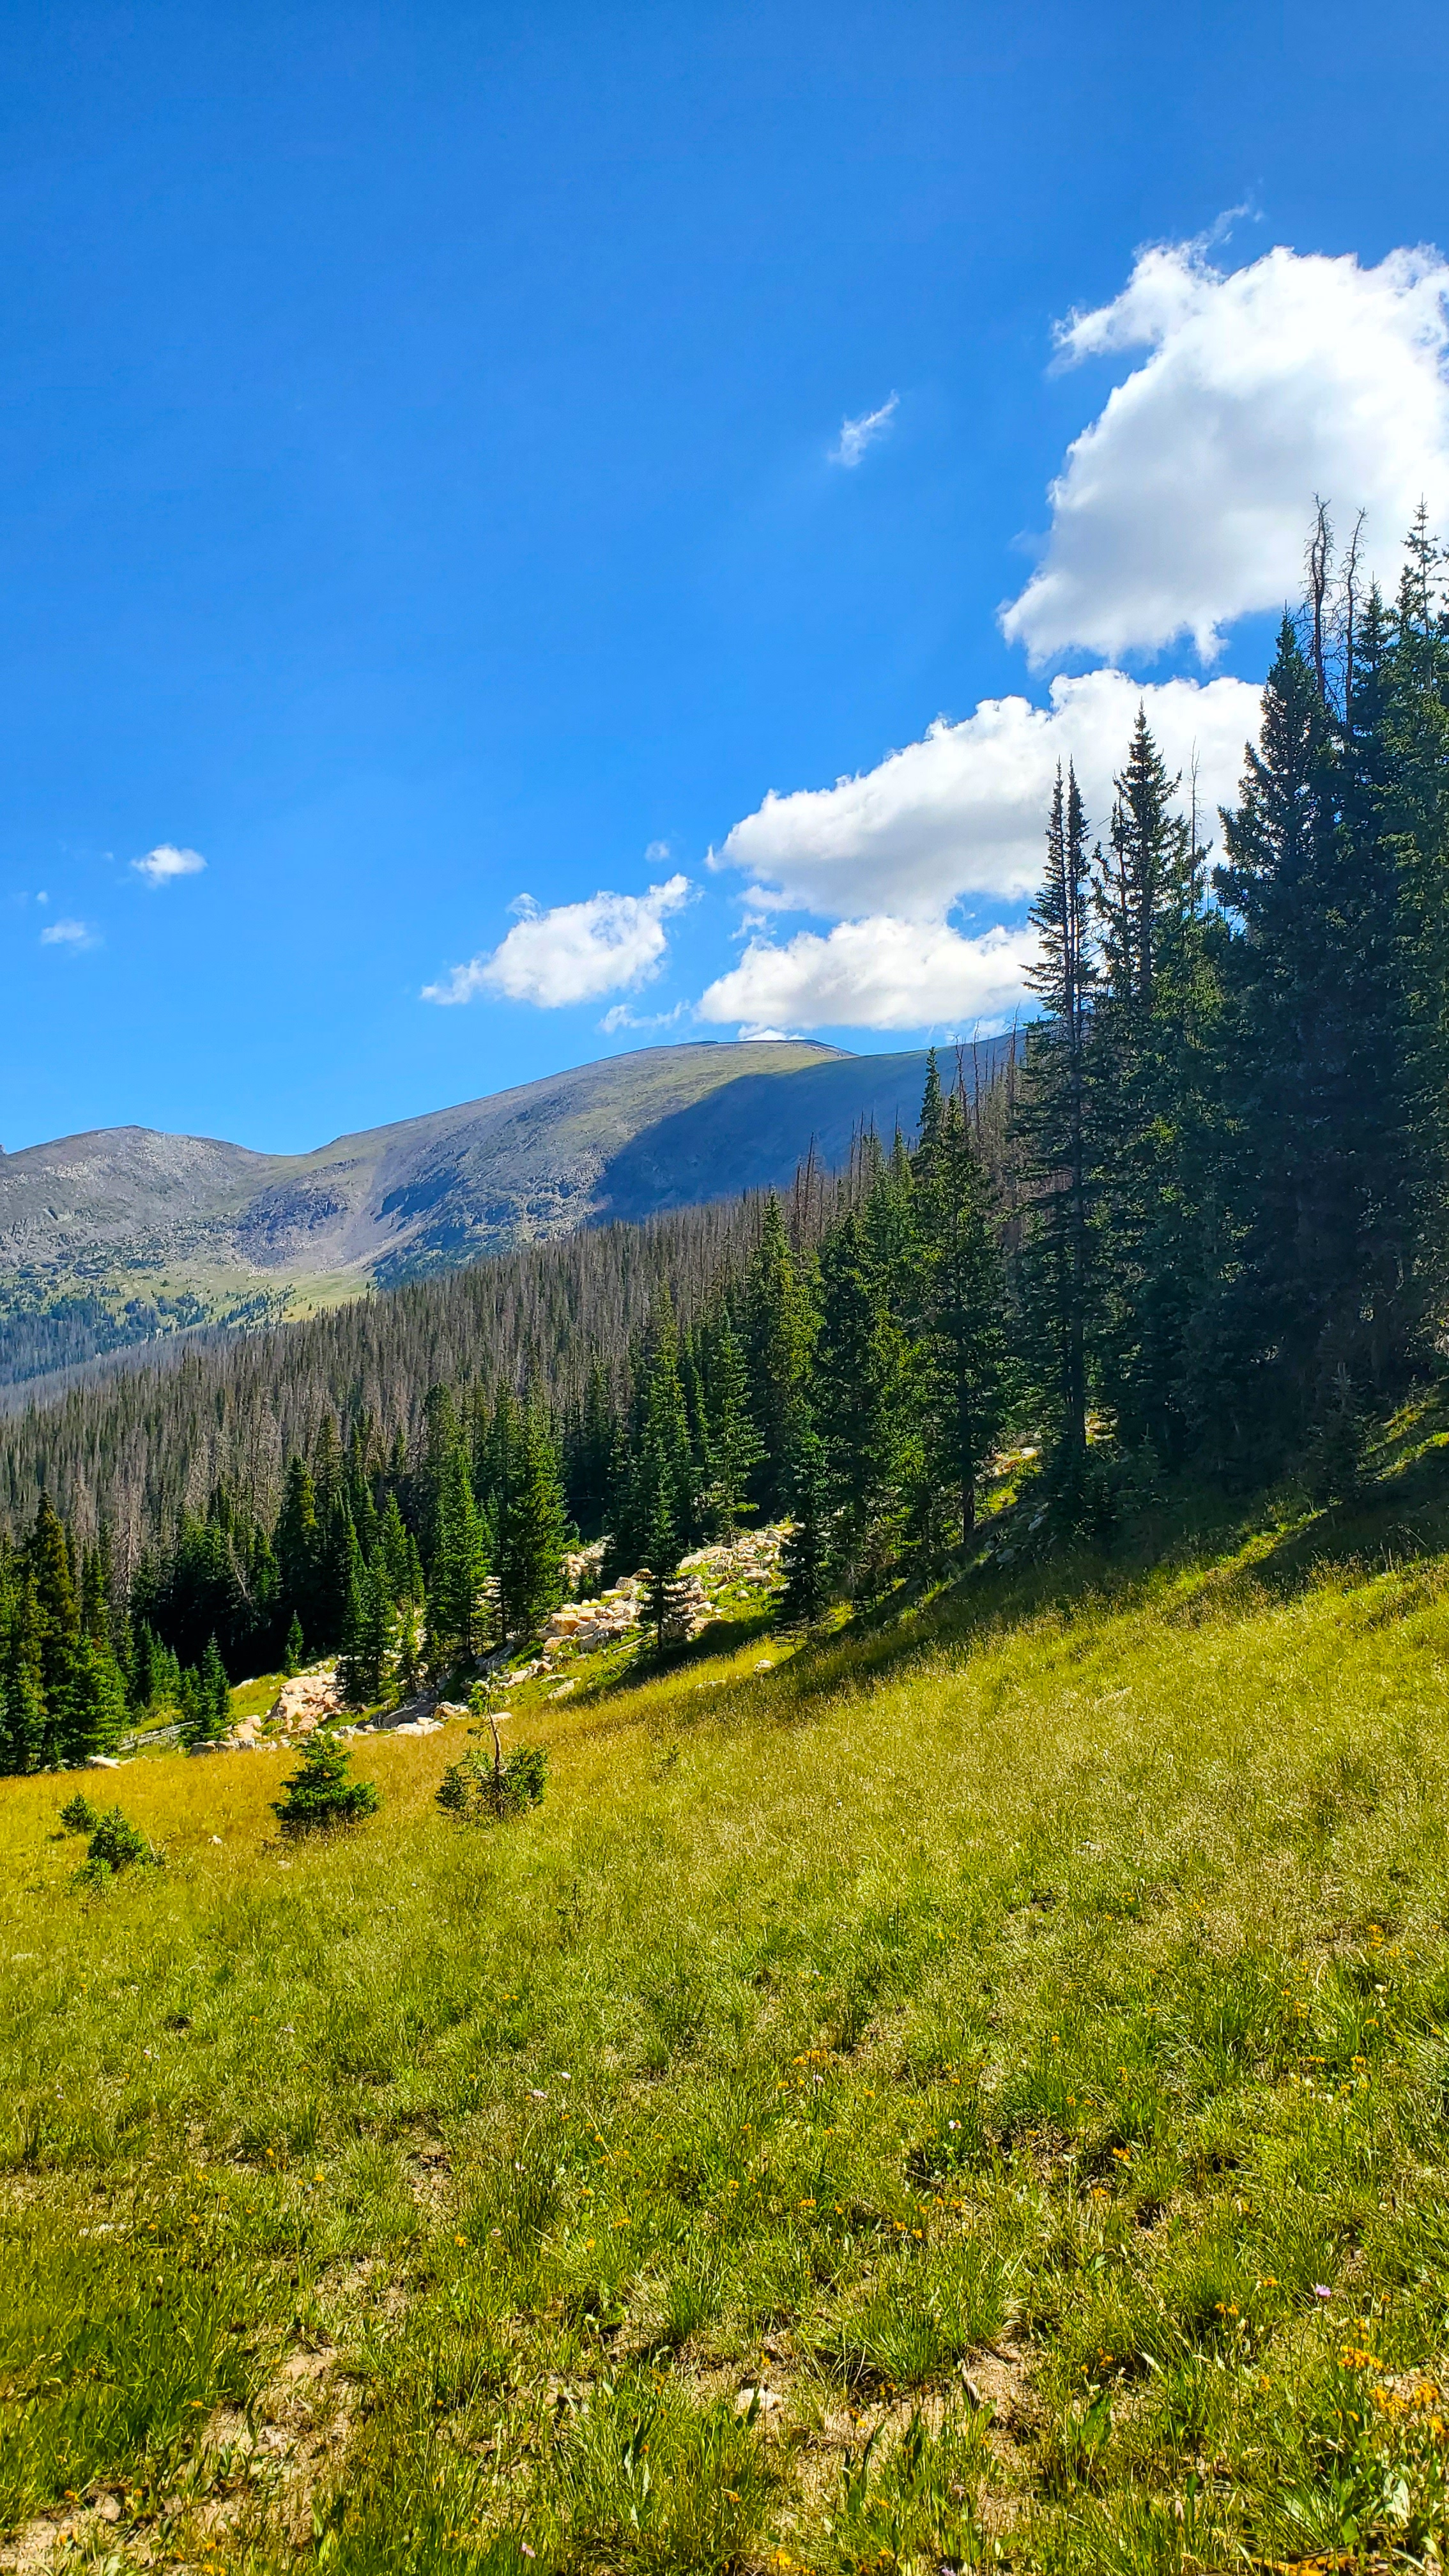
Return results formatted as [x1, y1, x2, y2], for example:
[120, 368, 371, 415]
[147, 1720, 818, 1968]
[1217, 608, 1425, 1451]
[1092, 709, 1229, 1466]
[569, 1360, 618, 1539]
[911, 1082, 1004, 1551]
[28, 1496, 79, 1756]
[813, 1209, 903, 1598]
[496, 1404, 569, 1641]
[336, 1524, 371, 1706]
[275, 1457, 320, 1644]
[610, 1291, 697, 1577]
[778, 1411, 831, 1629]
[702, 1308, 762, 1539]
[66, 1637, 128, 1765]
[1, 1570, 45, 1774]
[1381, 516, 1449, 1356]
[742, 1197, 811, 1520]
[1018, 763, 1095, 1462]
[427, 1442, 489, 1673]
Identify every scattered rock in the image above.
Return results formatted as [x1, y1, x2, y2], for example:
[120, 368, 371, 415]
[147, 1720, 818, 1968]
[266, 1666, 344, 1733]
[735, 2383, 785, 2418]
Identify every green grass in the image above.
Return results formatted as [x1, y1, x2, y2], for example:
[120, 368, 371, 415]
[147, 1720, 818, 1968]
[227, 1675, 288, 1726]
[7, 1443, 1449, 2570]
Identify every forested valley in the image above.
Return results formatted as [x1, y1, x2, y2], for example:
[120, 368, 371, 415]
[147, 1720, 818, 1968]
[4, 516, 1448, 1774]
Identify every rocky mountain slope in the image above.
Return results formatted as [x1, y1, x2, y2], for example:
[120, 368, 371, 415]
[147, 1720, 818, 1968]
[0, 1038, 1008, 1395]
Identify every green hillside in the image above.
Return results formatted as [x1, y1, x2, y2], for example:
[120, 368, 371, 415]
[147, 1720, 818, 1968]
[5, 1436, 1449, 2571]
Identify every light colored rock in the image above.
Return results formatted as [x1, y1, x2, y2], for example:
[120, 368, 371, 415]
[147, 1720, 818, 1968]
[268, 1669, 344, 1730]
[734, 2384, 784, 2417]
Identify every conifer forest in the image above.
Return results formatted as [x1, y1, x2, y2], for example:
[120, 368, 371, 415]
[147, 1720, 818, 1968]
[4, 519, 1448, 1774]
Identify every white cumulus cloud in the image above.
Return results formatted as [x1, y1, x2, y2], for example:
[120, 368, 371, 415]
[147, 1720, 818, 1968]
[698, 918, 1039, 1035]
[831, 394, 898, 468]
[40, 917, 100, 949]
[132, 843, 207, 887]
[424, 875, 691, 1008]
[1002, 239, 1449, 663]
[712, 670, 1261, 924]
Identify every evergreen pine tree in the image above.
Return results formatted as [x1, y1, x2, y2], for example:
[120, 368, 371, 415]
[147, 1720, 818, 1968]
[27, 1496, 79, 1756]
[394, 1595, 423, 1703]
[362, 1556, 398, 1703]
[378, 1491, 416, 1604]
[203, 1633, 231, 1727]
[340, 1544, 397, 1708]
[642, 1460, 690, 1655]
[912, 1082, 1005, 1552]
[336, 1523, 370, 1705]
[427, 1443, 489, 1673]
[496, 1404, 569, 1641]
[273, 1731, 381, 1834]
[1, 1571, 46, 1774]
[180, 1634, 231, 1747]
[1091, 710, 1231, 1466]
[1018, 763, 1095, 1462]
[310, 1413, 344, 1520]
[813, 1209, 904, 1597]
[283, 1610, 305, 1676]
[569, 1360, 618, 1538]
[314, 1492, 357, 1650]
[65, 1637, 129, 1765]
[418, 1386, 464, 1568]
[128, 1619, 155, 1711]
[609, 1291, 698, 1577]
[702, 1308, 762, 1539]
[742, 1197, 811, 1520]
[1216, 608, 1424, 1452]
[778, 1413, 831, 1629]
[275, 1456, 319, 1645]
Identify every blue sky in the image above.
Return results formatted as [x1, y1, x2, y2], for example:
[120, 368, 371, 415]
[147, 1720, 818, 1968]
[3, 0, 1448, 1152]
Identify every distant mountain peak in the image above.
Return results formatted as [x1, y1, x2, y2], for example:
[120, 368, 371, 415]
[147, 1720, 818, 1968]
[0, 1036, 1010, 1398]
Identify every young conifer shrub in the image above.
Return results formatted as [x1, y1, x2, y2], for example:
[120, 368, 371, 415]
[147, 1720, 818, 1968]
[436, 1691, 549, 1823]
[272, 1730, 380, 1835]
[75, 1805, 163, 1883]
[59, 1791, 101, 1834]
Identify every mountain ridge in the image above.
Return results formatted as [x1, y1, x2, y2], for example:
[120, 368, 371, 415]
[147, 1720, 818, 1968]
[0, 1038, 1009, 1396]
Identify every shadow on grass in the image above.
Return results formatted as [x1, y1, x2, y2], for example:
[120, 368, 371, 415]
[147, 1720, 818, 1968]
[552, 1392, 1449, 1756]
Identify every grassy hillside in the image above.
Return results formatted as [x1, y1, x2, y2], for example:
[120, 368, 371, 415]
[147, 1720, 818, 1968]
[6, 1438, 1449, 2572]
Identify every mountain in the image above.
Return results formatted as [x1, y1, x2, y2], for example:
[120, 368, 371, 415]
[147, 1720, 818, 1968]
[0, 1037, 1010, 1396]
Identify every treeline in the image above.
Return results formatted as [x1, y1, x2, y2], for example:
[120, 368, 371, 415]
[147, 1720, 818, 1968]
[4, 511, 1447, 1773]
[0, 1100, 1004, 1765]
[0, 1194, 806, 1552]
[1016, 511, 1449, 1501]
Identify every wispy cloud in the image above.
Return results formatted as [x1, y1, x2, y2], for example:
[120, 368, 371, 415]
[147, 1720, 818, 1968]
[132, 843, 207, 887]
[599, 999, 689, 1035]
[40, 917, 100, 950]
[424, 875, 692, 1009]
[830, 393, 898, 468]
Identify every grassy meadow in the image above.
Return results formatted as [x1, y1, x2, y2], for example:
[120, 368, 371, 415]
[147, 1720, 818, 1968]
[7, 1444, 1449, 2571]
